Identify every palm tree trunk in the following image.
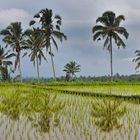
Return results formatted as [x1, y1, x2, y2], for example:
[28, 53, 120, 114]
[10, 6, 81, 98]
[36, 56, 40, 83]
[50, 45, 56, 81]
[110, 36, 113, 82]
[18, 57, 23, 82]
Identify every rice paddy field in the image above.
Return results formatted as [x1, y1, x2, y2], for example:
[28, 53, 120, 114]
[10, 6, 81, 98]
[0, 82, 140, 140]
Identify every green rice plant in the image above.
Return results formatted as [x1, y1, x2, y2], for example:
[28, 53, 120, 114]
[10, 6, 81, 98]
[12, 133, 16, 140]
[40, 132, 46, 140]
[134, 128, 138, 140]
[128, 131, 131, 140]
[17, 119, 22, 132]
[0, 91, 24, 120]
[4, 133, 8, 140]
[19, 132, 23, 140]
[34, 127, 39, 140]
[38, 94, 65, 132]
[91, 99, 126, 132]
[0, 118, 3, 128]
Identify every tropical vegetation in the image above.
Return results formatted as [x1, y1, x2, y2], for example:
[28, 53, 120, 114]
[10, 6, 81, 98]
[133, 50, 140, 72]
[63, 61, 81, 81]
[0, 22, 27, 82]
[92, 11, 129, 81]
[0, 46, 15, 80]
[29, 8, 67, 80]
[24, 28, 47, 82]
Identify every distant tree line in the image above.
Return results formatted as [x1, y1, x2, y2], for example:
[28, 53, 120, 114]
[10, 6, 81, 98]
[22, 73, 140, 83]
[76, 74, 140, 82]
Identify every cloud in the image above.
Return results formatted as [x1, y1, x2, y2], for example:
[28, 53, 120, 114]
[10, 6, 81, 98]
[0, 8, 32, 28]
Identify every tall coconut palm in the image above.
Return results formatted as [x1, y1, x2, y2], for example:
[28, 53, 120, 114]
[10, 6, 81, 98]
[133, 50, 140, 71]
[0, 22, 26, 82]
[0, 46, 15, 80]
[63, 61, 81, 81]
[30, 8, 67, 80]
[92, 11, 129, 81]
[24, 28, 47, 82]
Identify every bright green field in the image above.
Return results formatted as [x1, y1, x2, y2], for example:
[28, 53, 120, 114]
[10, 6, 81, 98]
[0, 82, 140, 140]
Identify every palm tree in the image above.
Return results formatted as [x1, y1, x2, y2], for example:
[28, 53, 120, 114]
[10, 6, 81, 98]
[30, 8, 67, 80]
[133, 50, 140, 71]
[0, 22, 26, 82]
[63, 61, 81, 81]
[92, 11, 129, 81]
[0, 46, 15, 80]
[24, 28, 47, 82]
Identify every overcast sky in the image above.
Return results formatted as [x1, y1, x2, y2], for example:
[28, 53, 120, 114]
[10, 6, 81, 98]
[0, 0, 140, 78]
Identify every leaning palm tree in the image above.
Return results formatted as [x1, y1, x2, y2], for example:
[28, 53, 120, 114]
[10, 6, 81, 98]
[133, 50, 140, 71]
[0, 22, 26, 82]
[63, 61, 81, 81]
[0, 46, 15, 80]
[24, 28, 47, 82]
[92, 11, 129, 81]
[30, 8, 67, 80]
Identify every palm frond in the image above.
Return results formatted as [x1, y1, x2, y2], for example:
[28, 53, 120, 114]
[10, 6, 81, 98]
[56, 25, 60, 31]
[114, 15, 125, 26]
[2, 61, 13, 65]
[96, 17, 109, 26]
[93, 31, 104, 41]
[115, 27, 129, 39]
[56, 20, 62, 25]
[51, 37, 58, 50]
[0, 29, 11, 35]
[112, 32, 126, 48]
[29, 20, 36, 26]
[55, 15, 62, 20]
[104, 36, 110, 48]
[92, 25, 107, 33]
[5, 53, 16, 59]
[53, 31, 67, 42]
[34, 13, 40, 18]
